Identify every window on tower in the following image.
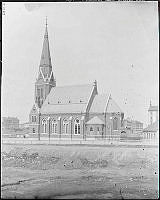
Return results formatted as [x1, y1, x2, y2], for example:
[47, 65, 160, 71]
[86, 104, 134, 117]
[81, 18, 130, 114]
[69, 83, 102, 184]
[31, 116, 37, 123]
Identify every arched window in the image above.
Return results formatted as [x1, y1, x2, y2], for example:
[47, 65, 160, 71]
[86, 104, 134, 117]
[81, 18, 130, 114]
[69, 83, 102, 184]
[113, 117, 118, 130]
[63, 118, 69, 134]
[41, 88, 43, 98]
[90, 127, 93, 131]
[42, 119, 47, 133]
[37, 89, 40, 96]
[33, 128, 35, 133]
[74, 119, 80, 134]
[51, 119, 57, 134]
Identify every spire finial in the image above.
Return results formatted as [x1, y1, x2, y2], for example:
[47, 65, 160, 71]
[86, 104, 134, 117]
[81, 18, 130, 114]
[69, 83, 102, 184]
[93, 80, 97, 86]
[45, 16, 48, 27]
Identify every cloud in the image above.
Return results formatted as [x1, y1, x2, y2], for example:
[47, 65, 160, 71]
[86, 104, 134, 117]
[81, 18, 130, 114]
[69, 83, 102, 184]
[24, 3, 47, 12]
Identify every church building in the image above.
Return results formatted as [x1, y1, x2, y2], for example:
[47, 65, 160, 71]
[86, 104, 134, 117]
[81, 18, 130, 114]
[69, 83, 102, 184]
[29, 21, 124, 140]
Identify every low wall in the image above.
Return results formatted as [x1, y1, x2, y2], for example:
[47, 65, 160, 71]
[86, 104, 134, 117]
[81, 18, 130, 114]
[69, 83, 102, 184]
[2, 138, 158, 147]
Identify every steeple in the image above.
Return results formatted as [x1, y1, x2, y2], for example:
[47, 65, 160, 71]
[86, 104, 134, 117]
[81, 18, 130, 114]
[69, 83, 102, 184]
[39, 17, 52, 73]
[35, 18, 56, 108]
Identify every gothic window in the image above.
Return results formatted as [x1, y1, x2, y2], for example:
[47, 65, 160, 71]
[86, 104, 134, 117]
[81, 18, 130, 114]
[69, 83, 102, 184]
[41, 88, 43, 98]
[42, 119, 47, 133]
[51, 119, 57, 134]
[113, 117, 118, 130]
[90, 127, 93, 131]
[37, 89, 40, 97]
[74, 119, 80, 134]
[31, 116, 37, 123]
[63, 119, 69, 134]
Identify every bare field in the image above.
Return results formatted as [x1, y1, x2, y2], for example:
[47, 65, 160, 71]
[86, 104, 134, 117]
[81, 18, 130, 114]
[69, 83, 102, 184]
[1, 144, 159, 199]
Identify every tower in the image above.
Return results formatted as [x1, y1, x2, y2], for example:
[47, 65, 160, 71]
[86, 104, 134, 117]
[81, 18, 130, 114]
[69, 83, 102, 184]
[35, 18, 56, 108]
[148, 100, 158, 125]
[149, 100, 153, 125]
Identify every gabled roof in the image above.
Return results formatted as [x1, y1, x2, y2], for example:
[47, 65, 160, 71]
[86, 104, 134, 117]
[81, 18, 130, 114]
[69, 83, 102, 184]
[148, 106, 158, 112]
[89, 94, 110, 113]
[107, 98, 123, 113]
[89, 94, 123, 113]
[40, 84, 94, 114]
[30, 104, 40, 115]
[143, 120, 159, 132]
[86, 116, 104, 125]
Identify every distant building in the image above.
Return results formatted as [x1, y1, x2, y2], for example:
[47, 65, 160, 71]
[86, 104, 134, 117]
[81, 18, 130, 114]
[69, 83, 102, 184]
[143, 120, 158, 140]
[2, 117, 19, 131]
[131, 120, 143, 133]
[148, 101, 158, 125]
[19, 122, 30, 129]
[142, 101, 159, 140]
[123, 117, 132, 131]
[123, 117, 143, 134]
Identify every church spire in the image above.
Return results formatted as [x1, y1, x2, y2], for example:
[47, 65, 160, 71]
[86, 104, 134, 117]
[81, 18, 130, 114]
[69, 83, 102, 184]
[40, 17, 52, 68]
[35, 18, 56, 108]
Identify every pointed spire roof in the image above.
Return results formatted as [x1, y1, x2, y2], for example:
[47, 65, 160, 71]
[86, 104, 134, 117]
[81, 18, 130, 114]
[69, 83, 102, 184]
[40, 17, 52, 67]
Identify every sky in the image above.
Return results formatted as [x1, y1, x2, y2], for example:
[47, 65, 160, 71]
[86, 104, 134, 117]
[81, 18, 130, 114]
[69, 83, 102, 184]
[2, 2, 159, 127]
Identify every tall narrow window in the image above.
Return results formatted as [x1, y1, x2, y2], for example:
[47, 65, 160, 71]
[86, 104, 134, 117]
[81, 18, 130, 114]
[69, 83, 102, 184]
[63, 119, 69, 134]
[37, 89, 40, 96]
[52, 119, 57, 134]
[113, 117, 118, 130]
[42, 119, 47, 133]
[41, 88, 43, 98]
[74, 119, 80, 134]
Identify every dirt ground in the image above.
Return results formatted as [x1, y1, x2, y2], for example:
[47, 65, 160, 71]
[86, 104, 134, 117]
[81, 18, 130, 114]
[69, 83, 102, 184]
[1, 144, 159, 199]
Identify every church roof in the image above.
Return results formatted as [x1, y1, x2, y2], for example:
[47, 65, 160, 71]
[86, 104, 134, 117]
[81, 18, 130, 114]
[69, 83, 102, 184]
[40, 84, 94, 114]
[107, 98, 123, 113]
[86, 116, 104, 125]
[89, 94, 109, 113]
[143, 120, 159, 132]
[148, 106, 158, 112]
[90, 94, 123, 113]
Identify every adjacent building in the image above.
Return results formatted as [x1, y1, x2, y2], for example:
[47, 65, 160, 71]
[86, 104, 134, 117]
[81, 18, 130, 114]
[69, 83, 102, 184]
[2, 117, 19, 131]
[29, 21, 124, 140]
[123, 117, 143, 134]
[143, 101, 159, 140]
[143, 120, 158, 140]
[148, 101, 158, 125]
